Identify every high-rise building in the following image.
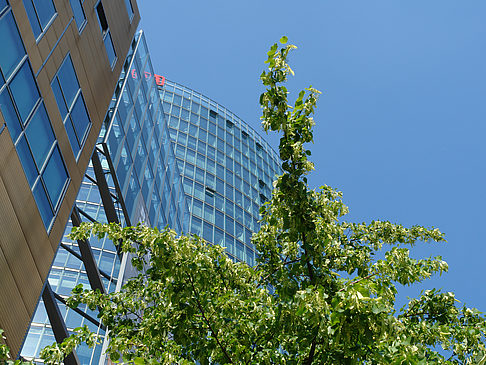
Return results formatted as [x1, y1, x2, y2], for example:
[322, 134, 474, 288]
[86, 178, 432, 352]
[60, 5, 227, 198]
[20, 30, 189, 364]
[2, 1, 281, 363]
[0, 0, 139, 357]
[159, 81, 281, 265]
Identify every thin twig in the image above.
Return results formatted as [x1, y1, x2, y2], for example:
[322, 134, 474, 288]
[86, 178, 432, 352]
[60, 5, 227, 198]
[338, 273, 377, 292]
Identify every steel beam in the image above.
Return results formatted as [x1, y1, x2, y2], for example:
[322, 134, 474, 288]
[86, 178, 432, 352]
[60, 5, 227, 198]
[91, 150, 119, 224]
[99, 143, 132, 226]
[71, 208, 106, 294]
[42, 284, 80, 365]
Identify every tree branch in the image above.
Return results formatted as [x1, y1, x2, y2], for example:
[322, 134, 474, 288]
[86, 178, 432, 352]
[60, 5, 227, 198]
[302, 232, 316, 285]
[186, 273, 233, 364]
[338, 273, 377, 292]
[261, 258, 301, 282]
[304, 322, 320, 365]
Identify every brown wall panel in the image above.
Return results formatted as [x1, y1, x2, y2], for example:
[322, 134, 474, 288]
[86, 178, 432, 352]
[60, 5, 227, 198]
[0, 131, 53, 287]
[0, 245, 30, 356]
[0, 178, 44, 313]
[0, 0, 140, 355]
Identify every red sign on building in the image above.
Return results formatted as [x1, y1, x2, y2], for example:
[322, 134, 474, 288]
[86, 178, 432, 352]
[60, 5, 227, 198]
[131, 69, 165, 86]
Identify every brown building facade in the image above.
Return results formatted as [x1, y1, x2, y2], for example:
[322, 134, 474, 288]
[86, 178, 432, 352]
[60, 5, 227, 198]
[0, 0, 139, 355]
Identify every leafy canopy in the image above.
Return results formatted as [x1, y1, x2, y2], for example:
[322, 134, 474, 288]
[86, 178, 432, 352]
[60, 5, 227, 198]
[38, 37, 486, 364]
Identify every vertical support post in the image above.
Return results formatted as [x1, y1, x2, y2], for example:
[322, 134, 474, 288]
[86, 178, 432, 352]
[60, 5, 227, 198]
[42, 284, 80, 365]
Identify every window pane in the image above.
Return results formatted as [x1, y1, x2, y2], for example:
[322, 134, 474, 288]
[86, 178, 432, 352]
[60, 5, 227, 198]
[43, 146, 68, 209]
[51, 79, 68, 121]
[0, 89, 21, 142]
[23, 327, 43, 358]
[0, 12, 25, 79]
[33, 0, 55, 30]
[10, 61, 39, 123]
[16, 135, 37, 185]
[95, 2, 108, 32]
[65, 118, 80, 156]
[23, 0, 41, 37]
[33, 181, 53, 229]
[0, 0, 7, 13]
[57, 56, 79, 110]
[104, 31, 116, 66]
[70, 95, 90, 145]
[26, 103, 54, 169]
[203, 221, 212, 242]
[69, 0, 85, 30]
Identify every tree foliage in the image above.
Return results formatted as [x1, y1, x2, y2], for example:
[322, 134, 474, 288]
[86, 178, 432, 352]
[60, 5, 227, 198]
[38, 38, 486, 364]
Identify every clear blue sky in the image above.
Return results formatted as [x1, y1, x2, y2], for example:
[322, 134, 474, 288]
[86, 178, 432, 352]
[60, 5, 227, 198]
[139, 1, 486, 311]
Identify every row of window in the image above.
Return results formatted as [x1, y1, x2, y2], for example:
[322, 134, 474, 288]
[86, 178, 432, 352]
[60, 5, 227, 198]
[105, 33, 187, 232]
[0, 8, 69, 230]
[162, 81, 280, 163]
[0, 0, 130, 231]
[161, 79, 281, 267]
[190, 216, 256, 266]
[173, 139, 275, 193]
[170, 122, 277, 174]
[186, 192, 259, 233]
[52, 55, 91, 159]
[167, 116, 279, 182]
[163, 100, 279, 169]
[180, 167, 268, 213]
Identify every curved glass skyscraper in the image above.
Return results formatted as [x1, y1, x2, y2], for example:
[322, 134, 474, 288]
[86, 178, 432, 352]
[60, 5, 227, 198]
[159, 81, 281, 265]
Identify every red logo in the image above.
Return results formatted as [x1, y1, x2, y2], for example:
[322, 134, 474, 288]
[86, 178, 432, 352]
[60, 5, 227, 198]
[131, 69, 165, 87]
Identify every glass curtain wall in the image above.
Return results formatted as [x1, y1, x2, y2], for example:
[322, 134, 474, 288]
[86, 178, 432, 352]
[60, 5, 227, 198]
[20, 30, 188, 365]
[159, 81, 281, 265]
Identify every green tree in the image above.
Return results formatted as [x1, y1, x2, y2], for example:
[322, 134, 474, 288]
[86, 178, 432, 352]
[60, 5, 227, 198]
[39, 37, 486, 364]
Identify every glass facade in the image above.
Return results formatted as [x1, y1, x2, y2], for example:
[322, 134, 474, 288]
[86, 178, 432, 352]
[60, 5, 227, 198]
[101, 32, 189, 232]
[20, 162, 121, 364]
[159, 81, 281, 265]
[21, 31, 188, 364]
[0, 4, 69, 231]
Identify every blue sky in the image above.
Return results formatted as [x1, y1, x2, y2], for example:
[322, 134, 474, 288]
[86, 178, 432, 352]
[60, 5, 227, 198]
[139, 1, 486, 311]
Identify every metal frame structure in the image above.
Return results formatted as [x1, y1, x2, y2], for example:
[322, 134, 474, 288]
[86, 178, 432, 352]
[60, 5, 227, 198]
[39, 149, 130, 363]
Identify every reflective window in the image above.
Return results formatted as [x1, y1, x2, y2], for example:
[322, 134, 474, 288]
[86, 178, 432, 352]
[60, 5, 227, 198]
[95, 1, 117, 67]
[0, 8, 68, 232]
[23, 0, 56, 38]
[52, 55, 91, 158]
[0, 89, 22, 141]
[103, 32, 116, 66]
[0, 11, 25, 79]
[23, 105, 69, 230]
[9, 61, 39, 123]
[16, 135, 37, 185]
[43, 146, 68, 209]
[25, 103, 54, 169]
[69, 0, 86, 31]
